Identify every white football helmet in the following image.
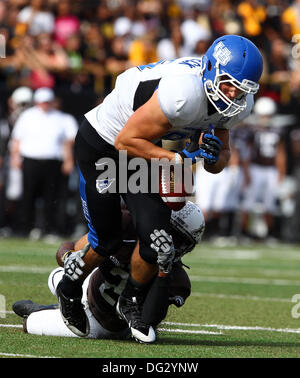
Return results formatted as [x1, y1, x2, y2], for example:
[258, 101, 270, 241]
[170, 201, 205, 259]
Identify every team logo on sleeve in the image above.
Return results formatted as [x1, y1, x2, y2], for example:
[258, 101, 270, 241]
[213, 42, 232, 66]
[96, 178, 116, 193]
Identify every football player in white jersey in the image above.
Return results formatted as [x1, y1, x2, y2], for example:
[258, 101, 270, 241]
[56, 35, 263, 343]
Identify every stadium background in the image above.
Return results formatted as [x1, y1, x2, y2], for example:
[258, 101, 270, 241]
[0, 0, 300, 243]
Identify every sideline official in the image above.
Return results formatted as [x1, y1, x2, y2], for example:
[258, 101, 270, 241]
[10, 87, 78, 237]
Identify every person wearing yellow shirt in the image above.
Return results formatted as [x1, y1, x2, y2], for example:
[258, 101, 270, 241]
[237, 0, 267, 37]
[128, 32, 158, 67]
[281, 0, 300, 36]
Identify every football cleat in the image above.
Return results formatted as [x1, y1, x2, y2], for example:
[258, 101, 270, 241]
[12, 300, 58, 318]
[116, 295, 156, 344]
[56, 282, 89, 337]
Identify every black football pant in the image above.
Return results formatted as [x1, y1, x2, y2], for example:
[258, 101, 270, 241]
[75, 119, 171, 264]
[20, 157, 62, 234]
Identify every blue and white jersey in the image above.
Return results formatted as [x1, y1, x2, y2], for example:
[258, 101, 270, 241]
[85, 58, 254, 146]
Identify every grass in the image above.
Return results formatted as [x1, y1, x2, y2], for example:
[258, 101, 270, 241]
[1, 238, 300, 360]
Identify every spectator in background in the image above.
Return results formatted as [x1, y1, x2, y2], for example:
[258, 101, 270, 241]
[180, 6, 211, 55]
[237, 0, 267, 44]
[106, 36, 129, 77]
[54, 0, 80, 48]
[281, 0, 300, 37]
[9, 87, 78, 238]
[0, 87, 33, 236]
[286, 127, 300, 241]
[210, 0, 242, 37]
[128, 31, 158, 67]
[157, 20, 188, 60]
[16, 0, 55, 36]
[265, 37, 292, 104]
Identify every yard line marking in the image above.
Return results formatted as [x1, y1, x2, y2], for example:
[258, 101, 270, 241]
[191, 292, 290, 303]
[0, 352, 57, 358]
[162, 322, 300, 334]
[0, 322, 222, 336]
[0, 265, 52, 274]
[189, 275, 300, 286]
[3, 321, 300, 336]
[158, 328, 222, 335]
[0, 310, 14, 315]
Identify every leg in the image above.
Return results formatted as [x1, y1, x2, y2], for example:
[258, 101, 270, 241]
[20, 158, 40, 234]
[42, 159, 62, 234]
[117, 192, 172, 343]
[56, 129, 123, 336]
[130, 241, 157, 285]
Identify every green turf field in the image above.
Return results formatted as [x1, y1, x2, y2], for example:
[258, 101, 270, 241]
[1, 238, 300, 358]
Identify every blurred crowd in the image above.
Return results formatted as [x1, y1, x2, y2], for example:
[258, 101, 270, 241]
[0, 0, 300, 243]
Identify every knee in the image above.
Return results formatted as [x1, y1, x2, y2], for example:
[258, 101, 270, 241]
[89, 231, 123, 257]
[139, 243, 157, 264]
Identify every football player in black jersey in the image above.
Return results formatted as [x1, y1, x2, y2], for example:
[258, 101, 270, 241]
[13, 202, 205, 342]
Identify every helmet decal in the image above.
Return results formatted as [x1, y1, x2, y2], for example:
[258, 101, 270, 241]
[213, 41, 232, 66]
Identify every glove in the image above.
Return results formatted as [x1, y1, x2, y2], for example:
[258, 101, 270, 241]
[179, 131, 222, 165]
[168, 295, 185, 308]
[150, 229, 175, 274]
[199, 133, 222, 165]
[64, 243, 90, 281]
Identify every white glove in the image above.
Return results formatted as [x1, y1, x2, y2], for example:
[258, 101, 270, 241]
[64, 243, 90, 281]
[150, 229, 175, 274]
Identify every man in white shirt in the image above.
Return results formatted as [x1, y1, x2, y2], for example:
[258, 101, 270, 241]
[10, 87, 78, 237]
[55, 35, 263, 344]
[17, 0, 55, 36]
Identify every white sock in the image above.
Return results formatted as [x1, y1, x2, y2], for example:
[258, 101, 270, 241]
[48, 267, 64, 296]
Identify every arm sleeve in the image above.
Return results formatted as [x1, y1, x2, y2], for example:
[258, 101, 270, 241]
[11, 113, 26, 140]
[157, 74, 203, 128]
[63, 114, 78, 140]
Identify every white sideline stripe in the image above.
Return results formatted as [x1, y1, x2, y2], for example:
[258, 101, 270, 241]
[0, 323, 221, 337]
[158, 328, 222, 335]
[162, 322, 300, 334]
[0, 323, 221, 336]
[191, 292, 290, 303]
[0, 324, 23, 328]
[3, 321, 299, 336]
[0, 311, 14, 314]
[0, 352, 57, 358]
[0, 265, 52, 274]
[190, 275, 300, 286]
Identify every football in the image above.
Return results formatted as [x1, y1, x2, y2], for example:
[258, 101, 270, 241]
[159, 164, 194, 211]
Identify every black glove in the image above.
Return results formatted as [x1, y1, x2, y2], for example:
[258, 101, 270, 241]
[200, 133, 223, 165]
